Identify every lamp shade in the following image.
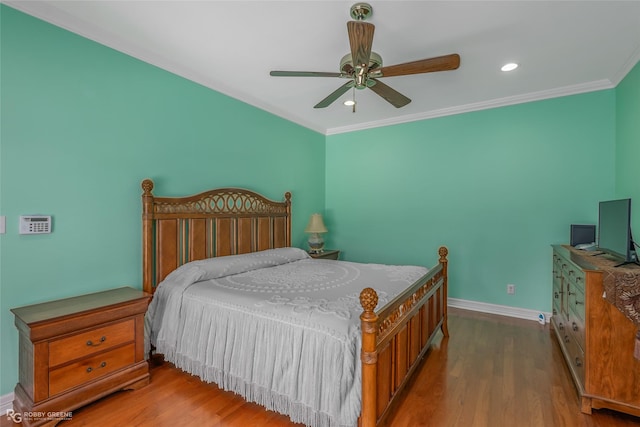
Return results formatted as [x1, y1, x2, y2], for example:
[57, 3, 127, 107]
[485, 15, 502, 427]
[304, 213, 328, 234]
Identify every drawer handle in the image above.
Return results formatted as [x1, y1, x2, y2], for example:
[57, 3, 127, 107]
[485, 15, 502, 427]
[558, 322, 564, 330]
[552, 308, 557, 315]
[575, 300, 584, 306]
[564, 335, 570, 344]
[86, 336, 107, 347]
[86, 361, 107, 373]
[554, 292, 559, 299]
[575, 357, 583, 367]
[572, 322, 578, 332]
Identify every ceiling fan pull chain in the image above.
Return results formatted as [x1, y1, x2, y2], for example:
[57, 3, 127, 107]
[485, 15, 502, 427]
[352, 86, 356, 113]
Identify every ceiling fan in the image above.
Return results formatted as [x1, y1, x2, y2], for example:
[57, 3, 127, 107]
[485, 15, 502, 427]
[270, 3, 460, 109]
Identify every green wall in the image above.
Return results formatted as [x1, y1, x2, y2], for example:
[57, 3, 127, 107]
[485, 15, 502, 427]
[0, 6, 325, 395]
[325, 91, 616, 311]
[615, 61, 640, 240]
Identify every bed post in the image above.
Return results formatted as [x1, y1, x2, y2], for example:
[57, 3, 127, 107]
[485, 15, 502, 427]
[284, 192, 292, 247]
[359, 288, 379, 427]
[439, 246, 449, 337]
[141, 179, 154, 295]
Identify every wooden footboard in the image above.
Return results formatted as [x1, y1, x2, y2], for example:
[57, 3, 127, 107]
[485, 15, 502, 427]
[359, 247, 449, 427]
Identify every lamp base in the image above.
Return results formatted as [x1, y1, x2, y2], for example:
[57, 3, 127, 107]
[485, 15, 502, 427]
[307, 233, 325, 254]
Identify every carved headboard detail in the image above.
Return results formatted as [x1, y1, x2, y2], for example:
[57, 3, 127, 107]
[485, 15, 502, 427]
[141, 179, 291, 294]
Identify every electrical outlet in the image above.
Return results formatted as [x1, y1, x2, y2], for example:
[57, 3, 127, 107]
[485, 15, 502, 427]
[0, 216, 5, 234]
[507, 284, 516, 295]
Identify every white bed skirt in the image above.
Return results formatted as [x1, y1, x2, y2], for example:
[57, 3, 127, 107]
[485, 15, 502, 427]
[156, 296, 362, 427]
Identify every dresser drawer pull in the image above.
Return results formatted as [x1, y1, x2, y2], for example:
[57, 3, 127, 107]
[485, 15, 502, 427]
[86, 336, 107, 347]
[575, 300, 584, 306]
[554, 292, 559, 299]
[564, 335, 570, 344]
[553, 308, 557, 315]
[572, 322, 579, 332]
[86, 361, 107, 373]
[575, 357, 583, 367]
[558, 322, 564, 330]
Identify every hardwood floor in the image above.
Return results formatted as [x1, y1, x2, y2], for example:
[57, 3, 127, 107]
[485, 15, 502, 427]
[4, 308, 638, 427]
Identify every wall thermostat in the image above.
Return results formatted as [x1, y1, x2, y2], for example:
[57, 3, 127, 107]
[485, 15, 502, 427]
[19, 215, 52, 234]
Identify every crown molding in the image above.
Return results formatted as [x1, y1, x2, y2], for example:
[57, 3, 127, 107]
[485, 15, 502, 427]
[325, 79, 615, 135]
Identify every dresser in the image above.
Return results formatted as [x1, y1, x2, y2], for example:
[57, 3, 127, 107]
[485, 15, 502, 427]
[551, 245, 640, 417]
[11, 287, 151, 427]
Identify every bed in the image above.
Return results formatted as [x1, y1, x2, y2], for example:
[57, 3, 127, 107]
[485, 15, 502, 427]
[141, 179, 449, 427]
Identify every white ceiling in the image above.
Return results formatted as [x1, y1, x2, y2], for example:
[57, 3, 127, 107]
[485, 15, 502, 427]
[5, 1, 640, 135]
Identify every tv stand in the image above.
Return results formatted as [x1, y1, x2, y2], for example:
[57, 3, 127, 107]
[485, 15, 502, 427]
[551, 245, 640, 417]
[613, 260, 640, 268]
[592, 250, 639, 267]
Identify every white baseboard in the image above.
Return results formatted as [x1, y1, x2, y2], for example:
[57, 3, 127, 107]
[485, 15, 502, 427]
[449, 297, 552, 323]
[1, 392, 14, 413]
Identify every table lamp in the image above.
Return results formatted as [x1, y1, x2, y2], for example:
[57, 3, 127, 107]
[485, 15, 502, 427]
[304, 213, 328, 253]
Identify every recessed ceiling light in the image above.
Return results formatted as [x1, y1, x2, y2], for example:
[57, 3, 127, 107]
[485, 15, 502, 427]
[501, 62, 518, 72]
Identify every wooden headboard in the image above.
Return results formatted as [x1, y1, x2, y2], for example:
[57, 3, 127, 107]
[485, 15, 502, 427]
[141, 179, 291, 294]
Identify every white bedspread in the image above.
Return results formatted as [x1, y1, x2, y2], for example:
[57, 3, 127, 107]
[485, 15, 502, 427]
[145, 247, 428, 427]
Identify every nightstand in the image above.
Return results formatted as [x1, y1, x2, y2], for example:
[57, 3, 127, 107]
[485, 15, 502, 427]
[11, 287, 151, 427]
[308, 249, 340, 260]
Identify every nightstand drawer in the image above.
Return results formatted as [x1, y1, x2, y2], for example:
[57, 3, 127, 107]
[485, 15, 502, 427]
[49, 342, 136, 396]
[49, 319, 135, 367]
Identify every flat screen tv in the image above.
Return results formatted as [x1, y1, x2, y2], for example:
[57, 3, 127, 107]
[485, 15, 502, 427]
[597, 198, 636, 265]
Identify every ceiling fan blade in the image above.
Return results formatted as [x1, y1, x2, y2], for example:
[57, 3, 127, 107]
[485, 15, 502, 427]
[369, 79, 411, 108]
[270, 71, 343, 77]
[347, 21, 375, 70]
[314, 81, 355, 109]
[372, 54, 460, 78]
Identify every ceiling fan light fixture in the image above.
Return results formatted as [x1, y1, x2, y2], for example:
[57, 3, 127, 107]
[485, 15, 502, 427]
[501, 62, 519, 72]
[344, 100, 356, 106]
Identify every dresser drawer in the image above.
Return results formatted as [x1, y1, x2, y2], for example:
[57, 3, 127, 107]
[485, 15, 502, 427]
[568, 283, 586, 322]
[552, 295, 561, 318]
[49, 319, 135, 367]
[564, 333, 586, 385]
[49, 342, 136, 396]
[568, 267, 586, 292]
[568, 306, 586, 352]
